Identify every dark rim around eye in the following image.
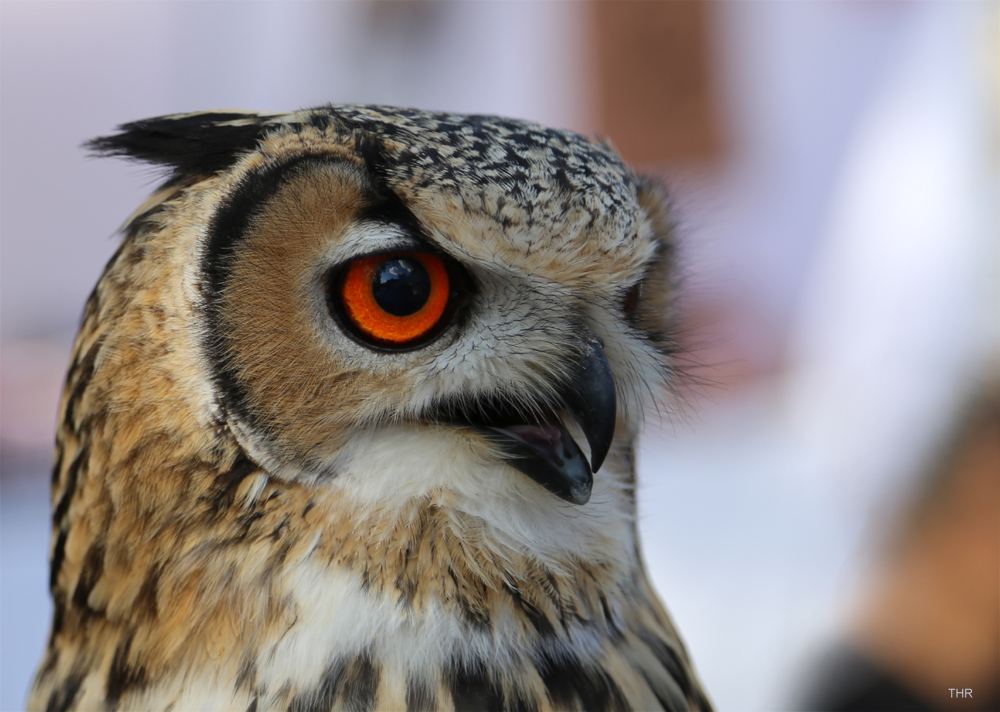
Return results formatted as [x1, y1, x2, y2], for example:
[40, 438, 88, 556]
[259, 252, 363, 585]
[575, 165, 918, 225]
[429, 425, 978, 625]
[327, 251, 466, 351]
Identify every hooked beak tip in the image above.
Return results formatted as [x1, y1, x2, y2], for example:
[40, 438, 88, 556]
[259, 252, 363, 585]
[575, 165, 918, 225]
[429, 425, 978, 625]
[562, 335, 617, 475]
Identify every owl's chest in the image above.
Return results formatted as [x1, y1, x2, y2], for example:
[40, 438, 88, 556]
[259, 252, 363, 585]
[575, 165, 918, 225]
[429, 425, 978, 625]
[170, 559, 569, 711]
[173, 557, 686, 712]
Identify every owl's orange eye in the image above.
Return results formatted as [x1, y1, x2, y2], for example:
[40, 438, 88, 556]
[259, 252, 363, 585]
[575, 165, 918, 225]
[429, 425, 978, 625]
[331, 251, 457, 349]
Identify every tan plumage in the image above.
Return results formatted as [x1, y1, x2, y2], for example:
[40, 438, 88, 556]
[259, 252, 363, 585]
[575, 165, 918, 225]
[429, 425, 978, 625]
[30, 105, 710, 712]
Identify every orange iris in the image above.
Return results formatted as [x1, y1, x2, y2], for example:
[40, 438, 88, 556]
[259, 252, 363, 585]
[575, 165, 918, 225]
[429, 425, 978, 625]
[340, 252, 450, 346]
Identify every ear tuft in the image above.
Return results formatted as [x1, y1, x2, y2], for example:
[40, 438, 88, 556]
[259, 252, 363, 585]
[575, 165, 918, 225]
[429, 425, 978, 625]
[85, 111, 272, 184]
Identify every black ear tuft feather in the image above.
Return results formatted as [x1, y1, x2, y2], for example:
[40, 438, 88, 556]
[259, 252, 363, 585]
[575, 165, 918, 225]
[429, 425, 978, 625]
[85, 112, 270, 184]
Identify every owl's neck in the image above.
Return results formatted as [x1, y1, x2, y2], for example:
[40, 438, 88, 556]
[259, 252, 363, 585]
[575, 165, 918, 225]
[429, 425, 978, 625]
[226, 451, 651, 710]
[34, 428, 670, 711]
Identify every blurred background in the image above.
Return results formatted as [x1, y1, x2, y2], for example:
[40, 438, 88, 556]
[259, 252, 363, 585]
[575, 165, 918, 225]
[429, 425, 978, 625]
[1, 2, 997, 710]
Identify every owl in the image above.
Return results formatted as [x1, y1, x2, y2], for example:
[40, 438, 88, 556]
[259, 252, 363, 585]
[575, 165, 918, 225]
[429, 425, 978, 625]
[29, 105, 710, 712]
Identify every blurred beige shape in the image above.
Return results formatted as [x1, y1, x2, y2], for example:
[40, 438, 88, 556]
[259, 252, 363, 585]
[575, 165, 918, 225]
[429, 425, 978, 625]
[591, 0, 723, 169]
[853, 388, 1000, 709]
[1, 338, 69, 451]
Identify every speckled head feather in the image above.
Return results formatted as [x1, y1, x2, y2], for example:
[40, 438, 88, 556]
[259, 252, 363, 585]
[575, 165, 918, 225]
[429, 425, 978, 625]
[31, 105, 709, 712]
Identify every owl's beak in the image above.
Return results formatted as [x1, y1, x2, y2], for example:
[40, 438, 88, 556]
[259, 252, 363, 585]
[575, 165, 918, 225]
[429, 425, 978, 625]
[559, 336, 617, 473]
[479, 335, 617, 506]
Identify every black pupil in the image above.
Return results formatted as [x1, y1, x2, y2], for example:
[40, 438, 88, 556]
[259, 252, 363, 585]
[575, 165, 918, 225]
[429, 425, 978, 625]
[372, 257, 431, 317]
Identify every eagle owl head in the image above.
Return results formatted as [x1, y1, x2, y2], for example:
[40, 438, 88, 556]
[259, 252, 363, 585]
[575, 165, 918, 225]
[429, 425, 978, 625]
[91, 106, 677, 526]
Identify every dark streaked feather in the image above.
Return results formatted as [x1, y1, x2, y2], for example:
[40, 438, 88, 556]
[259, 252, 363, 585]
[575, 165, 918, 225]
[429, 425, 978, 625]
[85, 112, 269, 184]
